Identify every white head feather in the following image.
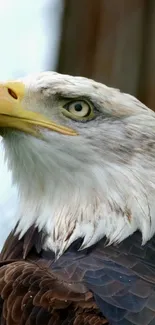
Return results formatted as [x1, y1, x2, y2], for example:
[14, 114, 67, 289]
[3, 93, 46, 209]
[2, 71, 155, 257]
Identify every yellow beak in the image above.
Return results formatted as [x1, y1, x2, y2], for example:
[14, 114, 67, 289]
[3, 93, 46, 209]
[0, 81, 77, 137]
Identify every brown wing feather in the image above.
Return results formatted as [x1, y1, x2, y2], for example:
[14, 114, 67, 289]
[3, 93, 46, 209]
[0, 225, 45, 261]
[0, 260, 106, 325]
[0, 228, 107, 325]
[2, 226, 155, 324]
[5, 226, 155, 324]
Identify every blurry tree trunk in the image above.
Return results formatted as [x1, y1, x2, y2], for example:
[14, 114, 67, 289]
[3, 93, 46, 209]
[57, 0, 101, 79]
[57, 0, 155, 110]
[138, 0, 155, 110]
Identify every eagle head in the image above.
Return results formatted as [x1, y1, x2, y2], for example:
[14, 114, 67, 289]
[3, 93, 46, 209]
[0, 71, 155, 257]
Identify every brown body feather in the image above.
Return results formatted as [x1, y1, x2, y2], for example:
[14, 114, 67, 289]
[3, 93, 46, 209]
[1, 226, 155, 325]
[0, 228, 107, 325]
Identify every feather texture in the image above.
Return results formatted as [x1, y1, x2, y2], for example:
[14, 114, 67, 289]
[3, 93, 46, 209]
[1, 72, 155, 324]
[1, 227, 155, 324]
[0, 227, 107, 325]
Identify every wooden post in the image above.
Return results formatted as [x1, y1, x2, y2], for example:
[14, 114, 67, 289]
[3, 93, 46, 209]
[138, 0, 155, 110]
[57, 0, 102, 78]
[57, 0, 155, 110]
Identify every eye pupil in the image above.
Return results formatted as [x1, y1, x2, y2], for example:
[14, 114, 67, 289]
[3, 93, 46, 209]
[74, 103, 83, 111]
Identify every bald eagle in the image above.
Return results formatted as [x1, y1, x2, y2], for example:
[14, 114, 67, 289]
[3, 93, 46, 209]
[0, 72, 155, 325]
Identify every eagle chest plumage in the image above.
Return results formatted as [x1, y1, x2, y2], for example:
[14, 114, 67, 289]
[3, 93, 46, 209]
[0, 71, 155, 324]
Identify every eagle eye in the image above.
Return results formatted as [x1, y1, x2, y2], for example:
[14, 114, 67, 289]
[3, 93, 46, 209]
[63, 99, 94, 121]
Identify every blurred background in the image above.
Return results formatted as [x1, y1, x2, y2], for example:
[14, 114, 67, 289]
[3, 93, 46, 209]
[0, 0, 155, 249]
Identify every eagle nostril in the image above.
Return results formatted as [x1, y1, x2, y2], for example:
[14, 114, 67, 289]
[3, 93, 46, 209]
[7, 88, 18, 100]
